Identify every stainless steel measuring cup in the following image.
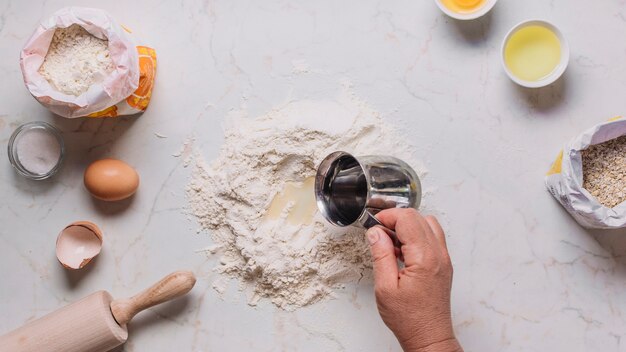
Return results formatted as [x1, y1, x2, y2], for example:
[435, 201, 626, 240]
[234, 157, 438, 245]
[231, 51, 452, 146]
[314, 151, 421, 247]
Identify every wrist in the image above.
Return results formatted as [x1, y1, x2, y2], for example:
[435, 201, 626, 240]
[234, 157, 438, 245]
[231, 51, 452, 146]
[403, 337, 463, 352]
[396, 313, 457, 352]
[397, 315, 460, 352]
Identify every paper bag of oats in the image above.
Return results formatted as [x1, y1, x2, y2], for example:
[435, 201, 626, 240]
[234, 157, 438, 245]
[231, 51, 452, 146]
[545, 117, 626, 229]
[20, 7, 156, 118]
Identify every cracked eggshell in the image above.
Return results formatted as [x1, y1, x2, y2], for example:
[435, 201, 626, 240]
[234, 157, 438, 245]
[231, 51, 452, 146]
[56, 221, 103, 270]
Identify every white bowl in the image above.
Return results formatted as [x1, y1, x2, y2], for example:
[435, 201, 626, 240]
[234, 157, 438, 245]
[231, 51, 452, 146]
[501, 20, 570, 88]
[435, 0, 498, 21]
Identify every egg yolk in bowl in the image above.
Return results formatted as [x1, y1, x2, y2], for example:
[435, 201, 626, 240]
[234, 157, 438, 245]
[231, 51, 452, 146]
[440, 0, 487, 13]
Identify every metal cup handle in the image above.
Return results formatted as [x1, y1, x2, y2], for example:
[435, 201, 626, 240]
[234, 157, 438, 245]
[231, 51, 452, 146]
[362, 210, 402, 248]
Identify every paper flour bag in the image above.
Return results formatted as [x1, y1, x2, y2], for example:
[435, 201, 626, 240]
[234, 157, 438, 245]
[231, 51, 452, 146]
[20, 7, 156, 118]
[545, 117, 626, 229]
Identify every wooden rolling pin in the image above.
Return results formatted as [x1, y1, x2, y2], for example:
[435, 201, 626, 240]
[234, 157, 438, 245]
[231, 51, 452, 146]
[0, 271, 196, 352]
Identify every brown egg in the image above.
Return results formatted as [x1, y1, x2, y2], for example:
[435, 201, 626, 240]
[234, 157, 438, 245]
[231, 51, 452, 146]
[84, 159, 139, 201]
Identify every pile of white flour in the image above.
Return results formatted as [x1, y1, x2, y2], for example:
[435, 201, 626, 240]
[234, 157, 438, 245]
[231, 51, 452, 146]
[39, 24, 114, 96]
[187, 88, 419, 309]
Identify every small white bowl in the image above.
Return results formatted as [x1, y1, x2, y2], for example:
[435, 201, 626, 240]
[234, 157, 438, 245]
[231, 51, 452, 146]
[501, 20, 570, 88]
[435, 0, 498, 21]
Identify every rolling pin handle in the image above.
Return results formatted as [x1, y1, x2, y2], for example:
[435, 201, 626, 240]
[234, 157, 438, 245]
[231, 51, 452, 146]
[110, 271, 196, 326]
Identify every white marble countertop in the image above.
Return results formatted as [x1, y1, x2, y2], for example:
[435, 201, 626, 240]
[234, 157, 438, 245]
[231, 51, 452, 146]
[2, 0, 626, 351]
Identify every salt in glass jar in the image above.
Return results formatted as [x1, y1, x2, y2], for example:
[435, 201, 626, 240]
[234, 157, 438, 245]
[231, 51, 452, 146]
[8, 121, 65, 180]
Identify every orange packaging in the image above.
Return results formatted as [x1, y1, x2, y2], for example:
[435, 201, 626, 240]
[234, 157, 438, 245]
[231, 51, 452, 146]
[88, 46, 157, 118]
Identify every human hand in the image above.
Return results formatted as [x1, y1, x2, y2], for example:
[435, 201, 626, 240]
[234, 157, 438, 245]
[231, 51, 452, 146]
[366, 209, 462, 352]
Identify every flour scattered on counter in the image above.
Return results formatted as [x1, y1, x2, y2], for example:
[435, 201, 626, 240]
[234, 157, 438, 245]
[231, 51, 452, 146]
[187, 87, 423, 309]
[173, 137, 195, 166]
[291, 59, 311, 74]
[39, 24, 114, 96]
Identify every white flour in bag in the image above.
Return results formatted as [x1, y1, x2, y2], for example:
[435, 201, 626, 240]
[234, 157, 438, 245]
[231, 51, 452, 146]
[187, 88, 423, 309]
[21, 7, 141, 117]
[39, 24, 114, 96]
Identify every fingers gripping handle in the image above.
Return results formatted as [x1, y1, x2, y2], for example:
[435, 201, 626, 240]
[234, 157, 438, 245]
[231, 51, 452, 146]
[110, 271, 196, 326]
[363, 210, 402, 248]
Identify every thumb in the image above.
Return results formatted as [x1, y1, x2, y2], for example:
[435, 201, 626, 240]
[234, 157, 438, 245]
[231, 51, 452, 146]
[367, 226, 399, 292]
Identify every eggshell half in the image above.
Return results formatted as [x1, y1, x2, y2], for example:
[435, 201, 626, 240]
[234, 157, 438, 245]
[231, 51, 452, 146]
[84, 159, 140, 201]
[56, 221, 103, 270]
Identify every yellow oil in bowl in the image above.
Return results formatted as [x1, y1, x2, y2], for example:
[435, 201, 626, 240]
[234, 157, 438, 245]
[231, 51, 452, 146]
[504, 25, 562, 82]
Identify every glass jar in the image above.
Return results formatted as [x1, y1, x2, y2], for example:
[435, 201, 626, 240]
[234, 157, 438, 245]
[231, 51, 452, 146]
[8, 121, 65, 180]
